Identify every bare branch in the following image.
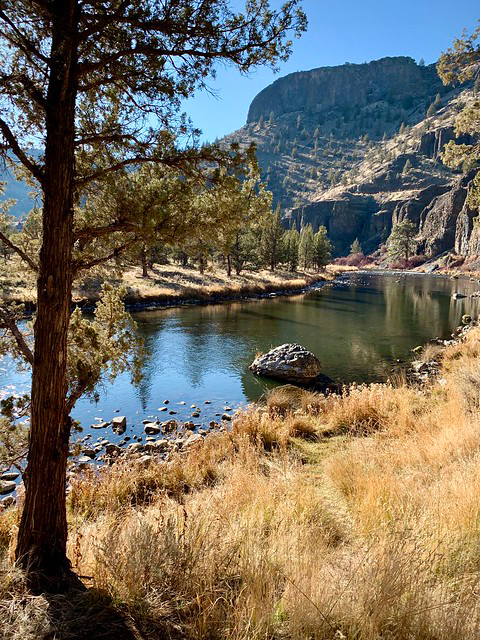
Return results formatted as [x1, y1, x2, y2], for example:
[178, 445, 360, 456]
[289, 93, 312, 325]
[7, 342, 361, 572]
[0, 118, 45, 185]
[0, 309, 34, 366]
[0, 231, 38, 272]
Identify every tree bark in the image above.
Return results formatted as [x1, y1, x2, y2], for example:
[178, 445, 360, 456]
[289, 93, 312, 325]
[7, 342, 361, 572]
[16, 0, 78, 591]
[141, 245, 149, 277]
[226, 254, 231, 277]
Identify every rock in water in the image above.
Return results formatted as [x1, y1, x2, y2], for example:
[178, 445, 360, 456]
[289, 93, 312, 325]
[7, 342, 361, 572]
[112, 416, 127, 434]
[249, 343, 322, 384]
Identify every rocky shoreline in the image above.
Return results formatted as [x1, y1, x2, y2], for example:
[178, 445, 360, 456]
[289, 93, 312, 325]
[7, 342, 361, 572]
[13, 273, 332, 316]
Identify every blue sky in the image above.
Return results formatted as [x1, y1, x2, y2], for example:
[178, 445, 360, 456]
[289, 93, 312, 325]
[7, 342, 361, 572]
[183, 0, 479, 142]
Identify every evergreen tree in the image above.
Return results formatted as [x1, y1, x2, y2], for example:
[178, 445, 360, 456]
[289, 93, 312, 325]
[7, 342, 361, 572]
[402, 159, 412, 175]
[350, 238, 363, 255]
[438, 25, 480, 209]
[259, 114, 265, 129]
[282, 223, 300, 271]
[0, 0, 306, 588]
[427, 102, 436, 117]
[298, 224, 315, 269]
[312, 226, 332, 270]
[388, 220, 417, 262]
[419, 57, 425, 66]
[260, 203, 285, 271]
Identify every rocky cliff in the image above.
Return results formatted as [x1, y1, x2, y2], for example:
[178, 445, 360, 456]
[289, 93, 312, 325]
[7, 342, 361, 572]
[223, 56, 478, 258]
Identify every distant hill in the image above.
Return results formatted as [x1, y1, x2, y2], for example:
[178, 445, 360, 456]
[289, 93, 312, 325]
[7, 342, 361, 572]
[223, 56, 477, 258]
[1, 151, 41, 219]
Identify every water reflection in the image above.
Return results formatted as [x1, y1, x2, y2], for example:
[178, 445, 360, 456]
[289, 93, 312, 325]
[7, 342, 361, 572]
[1, 272, 480, 434]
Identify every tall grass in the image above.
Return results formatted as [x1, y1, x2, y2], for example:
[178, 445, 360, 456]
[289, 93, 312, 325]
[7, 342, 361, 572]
[3, 328, 480, 638]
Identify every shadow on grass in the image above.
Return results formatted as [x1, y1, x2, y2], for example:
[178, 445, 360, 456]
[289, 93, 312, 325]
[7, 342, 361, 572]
[43, 585, 142, 640]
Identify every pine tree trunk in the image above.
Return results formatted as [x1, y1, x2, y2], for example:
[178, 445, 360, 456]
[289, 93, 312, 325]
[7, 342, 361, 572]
[226, 254, 231, 277]
[141, 245, 149, 277]
[16, 1, 78, 591]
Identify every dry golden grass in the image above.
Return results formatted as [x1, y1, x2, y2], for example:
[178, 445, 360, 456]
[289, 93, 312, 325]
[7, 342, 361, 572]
[4, 328, 480, 638]
[1, 260, 333, 305]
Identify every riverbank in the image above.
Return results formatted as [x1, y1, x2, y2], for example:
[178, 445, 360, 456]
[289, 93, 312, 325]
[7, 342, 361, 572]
[1, 263, 355, 312]
[2, 319, 480, 639]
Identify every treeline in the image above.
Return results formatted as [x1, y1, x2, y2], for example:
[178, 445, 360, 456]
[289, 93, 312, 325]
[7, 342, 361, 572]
[125, 208, 332, 277]
[0, 165, 332, 287]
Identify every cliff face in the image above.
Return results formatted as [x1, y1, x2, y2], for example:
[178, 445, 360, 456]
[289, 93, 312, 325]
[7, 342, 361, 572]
[248, 57, 440, 123]
[223, 56, 478, 258]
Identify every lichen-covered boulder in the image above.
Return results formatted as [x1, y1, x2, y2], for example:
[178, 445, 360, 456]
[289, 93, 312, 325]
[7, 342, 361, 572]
[249, 343, 321, 384]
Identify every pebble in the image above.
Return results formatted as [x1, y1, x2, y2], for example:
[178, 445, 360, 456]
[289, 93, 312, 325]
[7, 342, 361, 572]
[91, 421, 110, 429]
[169, 410, 177, 415]
[144, 423, 161, 435]
[222, 414, 232, 421]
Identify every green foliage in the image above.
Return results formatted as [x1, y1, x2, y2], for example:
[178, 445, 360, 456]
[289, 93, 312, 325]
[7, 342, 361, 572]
[67, 285, 143, 403]
[350, 238, 363, 255]
[438, 25, 480, 207]
[282, 224, 300, 271]
[312, 226, 332, 270]
[388, 220, 417, 262]
[298, 224, 315, 269]
[260, 204, 285, 271]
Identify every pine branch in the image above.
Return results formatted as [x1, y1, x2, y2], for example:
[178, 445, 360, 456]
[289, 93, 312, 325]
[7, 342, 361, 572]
[0, 309, 34, 366]
[0, 118, 45, 186]
[73, 237, 137, 273]
[0, 231, 38, 271]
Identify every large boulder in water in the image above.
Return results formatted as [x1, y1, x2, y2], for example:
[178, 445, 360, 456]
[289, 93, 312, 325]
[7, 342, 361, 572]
[249, 343, 322, 385]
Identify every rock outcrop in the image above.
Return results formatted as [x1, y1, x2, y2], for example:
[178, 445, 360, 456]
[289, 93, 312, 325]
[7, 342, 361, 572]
[222, 55, 478, 260]
[249, 343, 322, 384]
[247, 57, 441, 123]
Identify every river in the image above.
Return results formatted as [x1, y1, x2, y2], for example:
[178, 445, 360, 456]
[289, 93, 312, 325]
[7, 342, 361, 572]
[1, 271, 480, 444]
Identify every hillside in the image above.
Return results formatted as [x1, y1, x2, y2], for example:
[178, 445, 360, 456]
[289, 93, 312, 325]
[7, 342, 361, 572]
[223, 56, 477, 256]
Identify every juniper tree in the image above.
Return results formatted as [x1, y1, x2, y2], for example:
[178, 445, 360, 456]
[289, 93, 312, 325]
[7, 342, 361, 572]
[312, 226, 331, 270]
[0, 0, 306, 590]
[387, 219, 417, 263]
[298, 223, 315, 269]
[350, 237, 363, 255]
[260, 203, 285, 271]
[438, 25, 480, 208]
[282, 223, 300, 271]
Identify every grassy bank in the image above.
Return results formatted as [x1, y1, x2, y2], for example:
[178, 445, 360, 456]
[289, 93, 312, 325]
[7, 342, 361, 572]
[0, 263, 354, 310]
[2, 325, 480, 637]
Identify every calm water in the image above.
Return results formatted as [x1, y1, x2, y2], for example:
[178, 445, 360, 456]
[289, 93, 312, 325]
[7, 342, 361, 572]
[2, 271, 480, 442]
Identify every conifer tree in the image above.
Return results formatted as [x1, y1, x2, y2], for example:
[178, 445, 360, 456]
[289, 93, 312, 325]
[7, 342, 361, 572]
[438, 25, 480, 208]
[282, 223, 300, 271]
[312, 226, 332, 270]
[298, 224, 315, 269]
[0, 0, 306, 590]
[388, 220, 417, 262]
[260, 203, 285, 271]
[350, 238, 363, 255]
